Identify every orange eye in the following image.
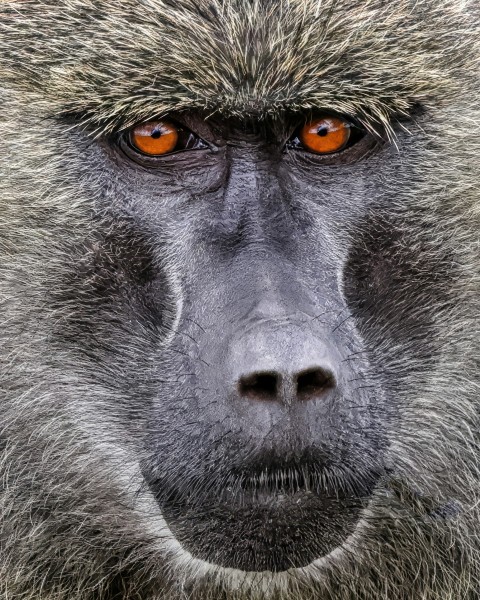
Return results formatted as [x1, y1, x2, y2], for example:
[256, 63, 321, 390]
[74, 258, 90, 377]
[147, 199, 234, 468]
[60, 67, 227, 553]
[299, 116, 351, 154]
[130, 120, 179, 156]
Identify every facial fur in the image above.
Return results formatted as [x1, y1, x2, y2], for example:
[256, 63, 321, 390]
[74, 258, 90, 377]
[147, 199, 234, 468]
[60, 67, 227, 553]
[0, 1, 479, 599]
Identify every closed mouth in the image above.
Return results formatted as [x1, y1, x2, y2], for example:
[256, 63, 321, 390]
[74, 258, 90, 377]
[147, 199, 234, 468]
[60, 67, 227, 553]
[144, 457, 384, 572]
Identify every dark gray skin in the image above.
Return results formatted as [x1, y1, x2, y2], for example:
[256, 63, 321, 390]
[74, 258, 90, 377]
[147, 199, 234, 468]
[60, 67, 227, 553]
[132, 115, 385, 571]
[55, 112, 441, 572]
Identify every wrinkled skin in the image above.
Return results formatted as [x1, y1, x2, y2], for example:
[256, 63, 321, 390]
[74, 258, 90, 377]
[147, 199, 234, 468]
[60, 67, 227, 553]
[0, 1, 479, 599]
[128, 115, 388, 571]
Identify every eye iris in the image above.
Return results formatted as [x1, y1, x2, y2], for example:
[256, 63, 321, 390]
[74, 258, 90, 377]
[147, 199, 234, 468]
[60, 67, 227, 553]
[299, 117, 350, 154]
[131, 121, 179, 155]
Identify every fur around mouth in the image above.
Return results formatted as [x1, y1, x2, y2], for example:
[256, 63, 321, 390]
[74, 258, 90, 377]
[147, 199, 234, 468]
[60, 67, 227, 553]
[145, 463, 382, 572]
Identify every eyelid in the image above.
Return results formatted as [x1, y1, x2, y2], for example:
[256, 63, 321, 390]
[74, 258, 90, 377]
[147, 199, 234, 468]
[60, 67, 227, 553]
[117, 113, 369, 165]
[122, 119, 209, 159]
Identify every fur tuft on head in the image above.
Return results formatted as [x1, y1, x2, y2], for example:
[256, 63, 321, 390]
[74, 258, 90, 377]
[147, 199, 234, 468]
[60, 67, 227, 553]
[1, 0, 479, 133]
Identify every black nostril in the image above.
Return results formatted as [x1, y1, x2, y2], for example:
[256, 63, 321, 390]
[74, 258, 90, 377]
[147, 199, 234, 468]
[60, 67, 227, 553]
[296, 368, 335, 400]
[239, 371, 279, 401]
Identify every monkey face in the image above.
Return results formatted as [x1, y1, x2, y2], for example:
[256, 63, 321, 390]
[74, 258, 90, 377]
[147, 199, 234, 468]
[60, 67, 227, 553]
[61, 111, 448, 572]
[43, 108, 462, 575]
[120, 113, 385, 571]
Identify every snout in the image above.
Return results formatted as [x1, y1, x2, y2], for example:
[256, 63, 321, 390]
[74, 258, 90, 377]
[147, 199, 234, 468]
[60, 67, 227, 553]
[145, 288, 386, 571]
[191, 318, 351, 456]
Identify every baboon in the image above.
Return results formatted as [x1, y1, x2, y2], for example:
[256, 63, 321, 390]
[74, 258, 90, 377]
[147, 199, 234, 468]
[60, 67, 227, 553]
[0, 0, 479, 598]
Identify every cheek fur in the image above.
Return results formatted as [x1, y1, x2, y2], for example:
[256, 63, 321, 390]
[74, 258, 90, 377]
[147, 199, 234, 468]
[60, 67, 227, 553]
[343, 215, 458, 376]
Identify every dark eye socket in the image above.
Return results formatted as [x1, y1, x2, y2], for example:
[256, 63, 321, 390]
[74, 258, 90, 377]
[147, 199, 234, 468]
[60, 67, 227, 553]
[125, 119, 208, 157]
[120, 114, 367, 162]
[287, 115, 365, 155]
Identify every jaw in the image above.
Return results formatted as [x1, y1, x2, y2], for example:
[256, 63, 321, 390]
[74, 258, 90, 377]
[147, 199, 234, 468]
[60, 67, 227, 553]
[145, 462, 381, 572]
[135, 475, 376, 600]
[109, 463, 466, 600]
[159, 490, 368, 572]
[142, 427, 385, 573]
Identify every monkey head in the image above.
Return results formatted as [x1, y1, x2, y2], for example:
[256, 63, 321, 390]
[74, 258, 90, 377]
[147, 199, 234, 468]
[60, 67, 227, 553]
[0, 1, 479, 598]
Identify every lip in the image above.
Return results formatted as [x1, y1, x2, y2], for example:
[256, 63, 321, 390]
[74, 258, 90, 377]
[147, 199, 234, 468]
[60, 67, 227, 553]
[157, 486, 374, 572]
[144, 461, 383, 572]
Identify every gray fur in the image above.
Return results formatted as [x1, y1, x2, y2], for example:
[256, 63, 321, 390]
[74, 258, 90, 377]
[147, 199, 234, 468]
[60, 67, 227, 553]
[0, 0, 479, 599]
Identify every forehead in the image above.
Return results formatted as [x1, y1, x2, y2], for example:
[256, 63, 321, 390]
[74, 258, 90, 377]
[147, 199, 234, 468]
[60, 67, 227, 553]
[1, 0, 477, 130]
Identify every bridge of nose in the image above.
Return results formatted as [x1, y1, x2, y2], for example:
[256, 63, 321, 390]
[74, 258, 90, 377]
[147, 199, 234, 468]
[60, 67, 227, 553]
[184, 253, 345, 410]
[229, 323, 334, 378]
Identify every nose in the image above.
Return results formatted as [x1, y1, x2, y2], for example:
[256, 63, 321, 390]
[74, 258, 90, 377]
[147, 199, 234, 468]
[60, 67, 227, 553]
[230, 324, 338, 406]
[239, 367, 335, 404]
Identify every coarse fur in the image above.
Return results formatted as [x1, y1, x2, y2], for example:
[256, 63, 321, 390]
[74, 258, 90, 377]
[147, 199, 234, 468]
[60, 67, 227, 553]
[0, 0, 479, 599]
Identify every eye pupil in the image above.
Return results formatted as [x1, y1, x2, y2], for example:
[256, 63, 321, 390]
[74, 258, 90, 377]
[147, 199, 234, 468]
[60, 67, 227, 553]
[151, 130, 162, 139]
[317, 126, 329, 137]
